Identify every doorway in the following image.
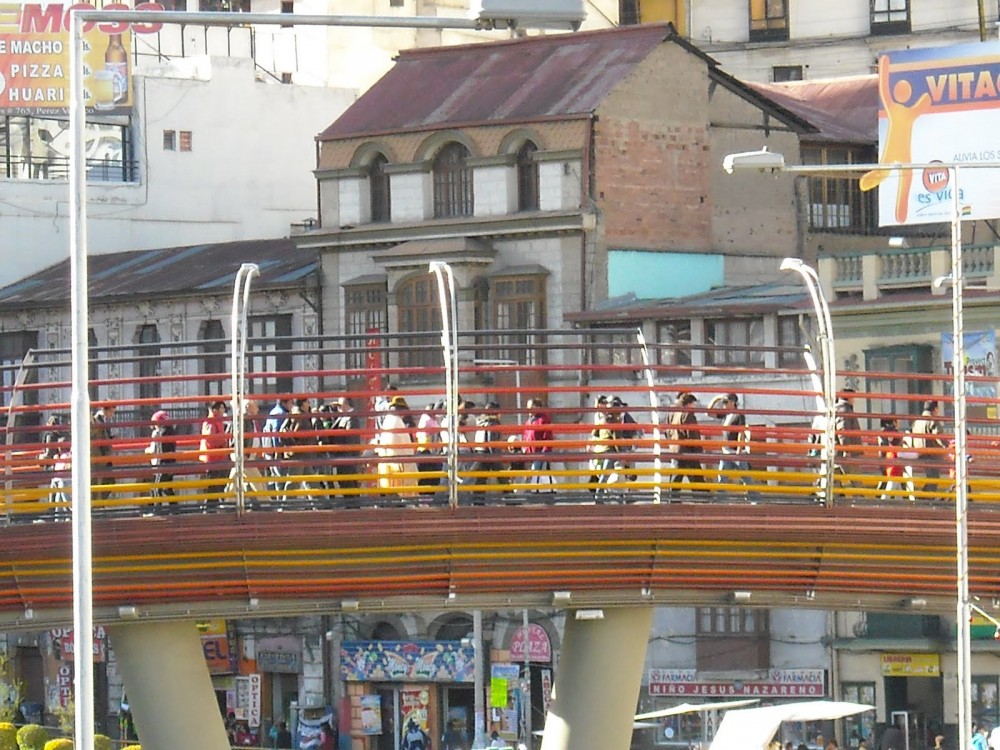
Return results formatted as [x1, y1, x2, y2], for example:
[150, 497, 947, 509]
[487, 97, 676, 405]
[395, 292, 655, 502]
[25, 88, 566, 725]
[884, 676, 944, 750]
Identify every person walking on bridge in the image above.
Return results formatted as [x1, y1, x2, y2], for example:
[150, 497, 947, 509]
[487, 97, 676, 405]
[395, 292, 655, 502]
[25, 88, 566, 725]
[667, 392, 704, 496]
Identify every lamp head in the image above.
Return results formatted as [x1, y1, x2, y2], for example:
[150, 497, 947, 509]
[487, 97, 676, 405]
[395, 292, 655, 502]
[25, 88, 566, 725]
[722, 147, 786, 175]
[780, 257, 805, 272]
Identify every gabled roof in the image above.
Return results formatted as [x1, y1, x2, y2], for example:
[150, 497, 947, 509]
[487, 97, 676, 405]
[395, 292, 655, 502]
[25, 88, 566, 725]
[320, 23, 677, 141]
[320, 23, 817, 142]
[750, 75, 878, 145]
[0, 239, 318, 309]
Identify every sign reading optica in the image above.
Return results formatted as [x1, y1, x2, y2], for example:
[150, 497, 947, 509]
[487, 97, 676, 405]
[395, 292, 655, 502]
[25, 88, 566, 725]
[0, 2, 165, 115]
[870, 41, 1000, 226]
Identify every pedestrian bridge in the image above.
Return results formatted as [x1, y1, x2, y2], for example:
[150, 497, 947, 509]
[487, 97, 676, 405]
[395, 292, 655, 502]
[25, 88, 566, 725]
[1, 328, 997, 627]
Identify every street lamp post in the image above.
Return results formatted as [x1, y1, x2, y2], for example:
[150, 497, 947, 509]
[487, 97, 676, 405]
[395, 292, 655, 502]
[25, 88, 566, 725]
[779, 258, 837, 506]
[723, 148, 982, 750]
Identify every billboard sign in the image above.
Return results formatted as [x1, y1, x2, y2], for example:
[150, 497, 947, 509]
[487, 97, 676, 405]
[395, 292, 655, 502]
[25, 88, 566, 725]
[0, 2, 165, 115]
[870, 42, 1000, 226]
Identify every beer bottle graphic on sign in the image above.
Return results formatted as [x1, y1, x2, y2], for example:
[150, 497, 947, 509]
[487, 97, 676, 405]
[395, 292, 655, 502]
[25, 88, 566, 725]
[104, 34, 128, 105]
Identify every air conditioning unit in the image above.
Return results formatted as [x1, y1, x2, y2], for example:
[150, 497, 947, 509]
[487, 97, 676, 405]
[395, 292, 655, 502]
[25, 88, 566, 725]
[471, 0, 586, 31]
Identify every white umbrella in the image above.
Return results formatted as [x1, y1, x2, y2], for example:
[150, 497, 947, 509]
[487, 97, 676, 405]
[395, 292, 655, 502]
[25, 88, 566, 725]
[709, 700, 875, 750]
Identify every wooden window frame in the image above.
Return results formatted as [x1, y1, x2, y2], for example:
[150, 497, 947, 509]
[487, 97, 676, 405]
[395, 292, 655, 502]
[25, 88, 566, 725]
[516, 141, 540, 212]
[749, 0, 788, 41]
[397, 275, 443, 371]
[344, 283, 388, 371]
[369, 153, 391, 223]
[432, 143, 474, 218]
[870, 0, 910, 35]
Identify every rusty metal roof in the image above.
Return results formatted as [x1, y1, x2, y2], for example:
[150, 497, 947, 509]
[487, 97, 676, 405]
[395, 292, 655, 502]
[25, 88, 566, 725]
[750, 75, 878, 145]
[0, 238, 318, 309]
[320, 24, 683, 141]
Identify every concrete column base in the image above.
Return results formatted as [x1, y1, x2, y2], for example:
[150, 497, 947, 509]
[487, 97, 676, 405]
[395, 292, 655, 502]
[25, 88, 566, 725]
[540, 607, 654, 750]
[108, 620, 230, 750]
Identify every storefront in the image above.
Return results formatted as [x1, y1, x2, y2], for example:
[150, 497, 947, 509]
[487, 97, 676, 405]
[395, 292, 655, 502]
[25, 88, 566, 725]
[645, 668, 829, 749]
[341, 640, 476, 750]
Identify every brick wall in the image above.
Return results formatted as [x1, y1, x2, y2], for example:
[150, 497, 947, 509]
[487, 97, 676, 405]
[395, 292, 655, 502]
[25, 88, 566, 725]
[594, 117, 711, 251]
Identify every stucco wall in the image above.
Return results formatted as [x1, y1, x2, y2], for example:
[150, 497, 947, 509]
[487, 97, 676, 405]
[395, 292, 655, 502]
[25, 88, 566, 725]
[1, 57, 355, 289]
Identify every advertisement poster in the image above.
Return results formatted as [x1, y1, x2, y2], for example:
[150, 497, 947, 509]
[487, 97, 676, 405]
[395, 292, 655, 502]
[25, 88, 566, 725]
[199, 619, 238, 674]
[341, 641, 475, 683]
[296, 707, 335, 750]
[869, 42, 1000, 226]
[941, 330, 997, 398]
[359, 695, 382, 736]
[401, 688, 430, 732]
[0, 2, 166, 115]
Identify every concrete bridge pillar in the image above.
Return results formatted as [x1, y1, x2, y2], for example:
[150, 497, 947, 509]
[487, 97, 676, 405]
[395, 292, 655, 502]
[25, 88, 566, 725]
[108, 620, 230, 750]
[540, 607, 653, 750]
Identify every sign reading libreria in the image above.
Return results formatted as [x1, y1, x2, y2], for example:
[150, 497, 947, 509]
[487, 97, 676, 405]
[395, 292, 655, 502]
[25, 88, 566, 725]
[870, 42, 1000, 226]
[0, 2, 164, 115]
[341, 641, 476, 683]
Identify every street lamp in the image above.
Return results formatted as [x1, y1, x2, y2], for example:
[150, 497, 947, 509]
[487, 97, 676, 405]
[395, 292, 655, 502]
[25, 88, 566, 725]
[430, 261, 460, 508]
[723, 147, 978, 750]
[779, 258, 837, 506]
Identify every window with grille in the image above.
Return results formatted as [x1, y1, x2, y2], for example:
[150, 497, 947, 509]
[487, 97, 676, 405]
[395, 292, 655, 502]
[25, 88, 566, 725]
[200, 319, 227, 396]
[179, 131, 193, 152]
[706, 318, 765, 367]
[619, 0, 640, 25]
[516, 141, 539, 212]
[864, 345, 932, 422]
[493, 276, 545, 366]
[136, 324, 161, 415]
[870, 0, 910, 34]
[749, 0, 788, 41]
[432, 143, 473, 218]
[802, 146, 878, 233]
[397, 275, 443, 371]
[369, 154, 391, 223]
[0, 331, 38, 417]
[657, 321, 691, 368]
[777, 315, 806, 368]
[697, 607, 769, 635]
[163, 130, 176, 150]
[345, 283, 387, 371]
[588, 327, 639, 379]
[248, 314, 293, 394]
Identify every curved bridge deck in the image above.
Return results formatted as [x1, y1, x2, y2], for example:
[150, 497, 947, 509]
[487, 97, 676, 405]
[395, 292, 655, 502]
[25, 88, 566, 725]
[0, 501, 991, 629]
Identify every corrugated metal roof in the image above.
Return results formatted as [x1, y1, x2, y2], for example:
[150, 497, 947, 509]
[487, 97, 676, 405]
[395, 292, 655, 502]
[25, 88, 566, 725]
[566, 282, 810, 322]
[0, 238, 318, 309]
[319, 24, 678, 141]
[750, 75, 878, 145]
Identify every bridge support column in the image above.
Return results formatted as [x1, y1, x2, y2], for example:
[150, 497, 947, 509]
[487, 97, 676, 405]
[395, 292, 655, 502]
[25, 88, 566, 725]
[540, 607, 653, 750]
[108, 620, 230, 750]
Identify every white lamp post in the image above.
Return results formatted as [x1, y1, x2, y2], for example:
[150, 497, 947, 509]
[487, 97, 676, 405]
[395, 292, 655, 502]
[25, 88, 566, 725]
[724, 148, 980, 750]
[779, 258, 837, 506]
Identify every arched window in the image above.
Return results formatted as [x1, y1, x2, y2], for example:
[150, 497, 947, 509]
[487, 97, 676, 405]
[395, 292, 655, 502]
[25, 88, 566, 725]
[432, 143, 473, 218]
[434, 614, 473, 641]
[397, 274, 443, 371]
[516, 141, 539, 212]
[200, 319, 227, 396]
[369, 153, 391, 223]
[371, 621, 402, 640]
[136, 323, 161, 417]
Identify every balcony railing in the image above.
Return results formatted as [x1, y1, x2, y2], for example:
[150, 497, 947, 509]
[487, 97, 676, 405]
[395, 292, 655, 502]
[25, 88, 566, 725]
[824, 244, 1000, 299]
